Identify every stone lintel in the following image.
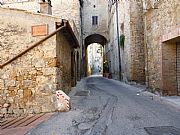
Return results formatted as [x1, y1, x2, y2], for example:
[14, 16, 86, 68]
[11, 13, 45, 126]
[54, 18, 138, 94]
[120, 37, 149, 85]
[162, 27, 180, 43]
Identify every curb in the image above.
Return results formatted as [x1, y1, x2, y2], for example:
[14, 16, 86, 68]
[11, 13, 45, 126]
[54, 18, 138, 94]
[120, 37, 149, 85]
[141, 91, 180, 110]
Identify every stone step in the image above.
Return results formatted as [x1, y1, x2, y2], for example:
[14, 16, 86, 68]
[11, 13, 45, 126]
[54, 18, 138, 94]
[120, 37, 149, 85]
[7, 115, 34, 128]
[18, 113, 45, 127]
[0, 113, 45, 129]
[1, 117, 25, 129]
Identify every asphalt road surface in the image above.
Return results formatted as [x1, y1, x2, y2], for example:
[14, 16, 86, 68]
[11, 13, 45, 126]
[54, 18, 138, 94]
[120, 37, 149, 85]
[27, 76, 180, 135]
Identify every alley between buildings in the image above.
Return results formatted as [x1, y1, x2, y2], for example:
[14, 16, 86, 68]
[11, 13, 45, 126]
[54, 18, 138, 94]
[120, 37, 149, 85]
[26, 76, 180, 135]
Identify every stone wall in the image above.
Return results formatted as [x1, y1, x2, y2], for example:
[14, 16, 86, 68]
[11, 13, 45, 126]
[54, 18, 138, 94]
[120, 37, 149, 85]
[144, 0, 180, 95]
[107, 0, 145, 83]
[107, 1, 120, 79]
[0, 7, 60, 64]
[2, 0, 81, 33]
[56, 31, 73, 93]
[0, 8, 76, 118]
[2, 0, 39, 13]
[118, 0, 131, 81]
[1, 0, 82, 80]
[162, 43, 177, 95]
[129, 1, 145, 83]
[51, 0, 81, 33]
[82, 0, 108, 40]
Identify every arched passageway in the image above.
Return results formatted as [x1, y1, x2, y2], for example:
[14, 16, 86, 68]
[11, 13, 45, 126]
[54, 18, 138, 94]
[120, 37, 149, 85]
[85, 34, 107, 49]
[83, 34, 107, 76]
[87, 43, 103, 76]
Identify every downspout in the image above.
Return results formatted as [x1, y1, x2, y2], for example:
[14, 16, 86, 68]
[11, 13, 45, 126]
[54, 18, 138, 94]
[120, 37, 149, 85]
[115, 0, 122, 80]
[79, 0, 84, 78]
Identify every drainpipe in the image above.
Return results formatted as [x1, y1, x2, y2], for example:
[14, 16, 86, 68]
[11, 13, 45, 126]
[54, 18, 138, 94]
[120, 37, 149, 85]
[79, 0, 84, 78]
[115, 0, 122, 80]
[144, 10, 149, 88]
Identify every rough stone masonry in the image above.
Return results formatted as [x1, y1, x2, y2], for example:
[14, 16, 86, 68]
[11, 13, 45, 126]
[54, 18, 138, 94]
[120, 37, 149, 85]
[0, 8, 79, 118]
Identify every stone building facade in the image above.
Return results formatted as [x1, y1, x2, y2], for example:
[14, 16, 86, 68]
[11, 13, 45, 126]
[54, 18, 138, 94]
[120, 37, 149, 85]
[1, 0, 179, 120]
[106, 0, 180, 95]
[1, 0, 82, 80]
[81, 0, 108, 40]
[107, 0, 180, 95]
[0, 0, 82, 80]
[0, 8, 79, 118]
[106, 0, 145, 83]
[143, 0, 180, 95]
[80, 0, 108, 76]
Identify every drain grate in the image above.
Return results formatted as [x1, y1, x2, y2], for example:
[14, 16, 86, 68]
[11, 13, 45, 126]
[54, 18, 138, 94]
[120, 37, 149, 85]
[144, 126, 180, 135]
[74, 91, 89, 96]
[0, 113, 45, 129]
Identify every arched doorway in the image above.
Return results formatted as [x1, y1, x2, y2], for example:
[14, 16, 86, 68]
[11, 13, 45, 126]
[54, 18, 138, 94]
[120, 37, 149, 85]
[87, 43, 103, 76]
[84, 34, 107, 76]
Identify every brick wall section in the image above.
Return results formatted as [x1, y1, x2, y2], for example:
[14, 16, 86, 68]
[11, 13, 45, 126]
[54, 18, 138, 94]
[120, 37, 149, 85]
[177, 43, 180, 95]
[144, 0, 180, 94]
[0, 8, 76, 118]
[162, 43, 177, 95]
[129, 1, 145, 83]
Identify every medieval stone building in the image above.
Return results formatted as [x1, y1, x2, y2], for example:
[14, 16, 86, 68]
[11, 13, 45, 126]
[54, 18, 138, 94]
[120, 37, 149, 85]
[143, 0, 180, 95]
[106, 0, 180, 95]
[80, 0, 108, 76]
[0, 0, 81, 118]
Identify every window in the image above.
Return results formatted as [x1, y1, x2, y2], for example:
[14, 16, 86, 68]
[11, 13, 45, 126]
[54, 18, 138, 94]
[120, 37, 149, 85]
[92, 16, 98, 25]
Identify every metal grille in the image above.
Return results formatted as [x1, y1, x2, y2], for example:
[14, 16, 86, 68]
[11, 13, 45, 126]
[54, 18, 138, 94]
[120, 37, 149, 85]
[0, 113, 45, 129]
[144, 126, 180, 135]
[75, 91, 90, 96]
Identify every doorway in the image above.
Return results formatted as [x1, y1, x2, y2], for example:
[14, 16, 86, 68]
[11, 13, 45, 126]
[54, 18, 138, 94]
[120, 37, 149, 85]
[177, 42, 180, 95]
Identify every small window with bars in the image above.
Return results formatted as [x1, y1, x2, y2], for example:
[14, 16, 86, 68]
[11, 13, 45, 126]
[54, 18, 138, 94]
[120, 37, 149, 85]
[92, 16, 98, 25]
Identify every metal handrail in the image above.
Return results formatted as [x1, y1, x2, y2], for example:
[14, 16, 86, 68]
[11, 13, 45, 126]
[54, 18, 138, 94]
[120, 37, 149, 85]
[0, 21, 67, 69]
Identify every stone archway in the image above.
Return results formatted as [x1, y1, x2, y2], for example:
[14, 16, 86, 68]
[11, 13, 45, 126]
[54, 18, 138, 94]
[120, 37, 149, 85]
[83, 34, 107, 76]
[84, 34, 107, 49]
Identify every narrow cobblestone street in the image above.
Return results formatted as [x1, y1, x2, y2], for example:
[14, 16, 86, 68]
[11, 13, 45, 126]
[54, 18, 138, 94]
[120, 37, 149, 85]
[26, 76, 180, 135]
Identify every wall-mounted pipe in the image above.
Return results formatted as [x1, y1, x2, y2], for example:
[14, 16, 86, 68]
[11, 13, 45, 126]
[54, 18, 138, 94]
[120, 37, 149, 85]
[115, 0, 122, 80]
